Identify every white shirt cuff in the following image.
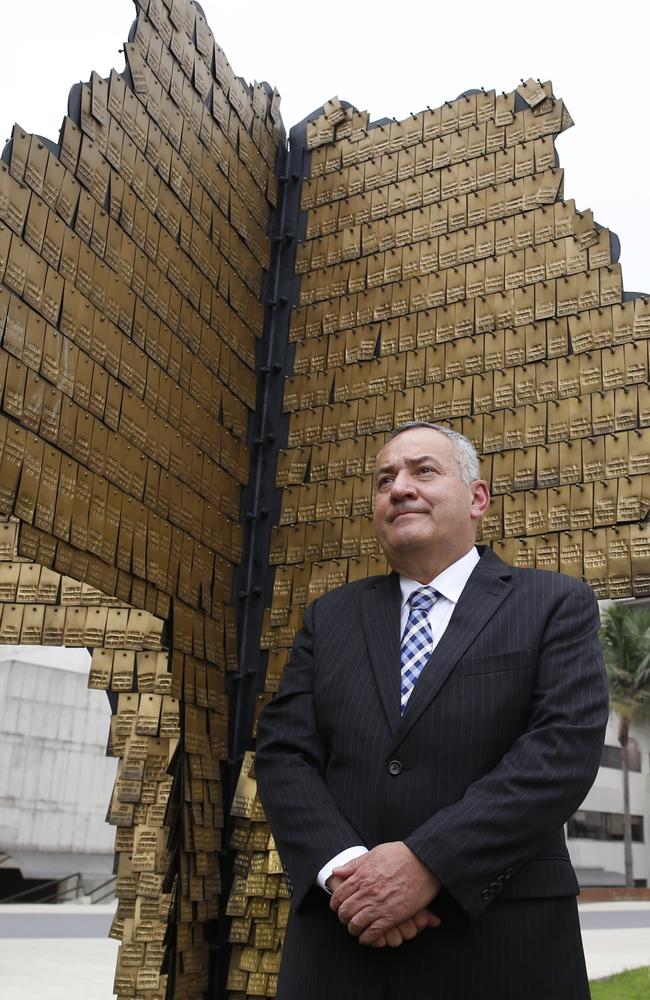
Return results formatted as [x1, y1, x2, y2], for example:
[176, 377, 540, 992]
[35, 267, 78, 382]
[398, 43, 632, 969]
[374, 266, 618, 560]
[316, 846, 368, 893]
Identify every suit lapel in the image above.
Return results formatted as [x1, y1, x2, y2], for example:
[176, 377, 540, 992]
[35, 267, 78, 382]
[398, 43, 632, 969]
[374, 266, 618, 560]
[361, 572, 402, 733]
[389, 548, 513, 752]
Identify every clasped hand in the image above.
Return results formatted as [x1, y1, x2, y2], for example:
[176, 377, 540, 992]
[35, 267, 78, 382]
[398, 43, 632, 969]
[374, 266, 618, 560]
[327, 841, 441, 948]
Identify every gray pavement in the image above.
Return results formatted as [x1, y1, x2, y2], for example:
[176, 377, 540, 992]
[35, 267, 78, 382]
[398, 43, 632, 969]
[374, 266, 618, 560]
[0, 901, 649, 998]
[579, 901, 650, 980]
[0, 909, 114, 938]
[580, 907, 650, 930]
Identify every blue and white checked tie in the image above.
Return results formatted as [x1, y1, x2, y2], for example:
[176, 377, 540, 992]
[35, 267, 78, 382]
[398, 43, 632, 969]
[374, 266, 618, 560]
[400, 587, 438, 714]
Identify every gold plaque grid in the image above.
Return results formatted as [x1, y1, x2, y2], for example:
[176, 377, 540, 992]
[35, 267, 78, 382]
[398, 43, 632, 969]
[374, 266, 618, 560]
[223, 86, 649, 998]
[0, 0, 281, 997]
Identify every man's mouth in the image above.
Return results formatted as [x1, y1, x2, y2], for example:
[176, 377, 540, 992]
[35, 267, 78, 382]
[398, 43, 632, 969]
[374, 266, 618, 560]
[392, 509, 424, 520]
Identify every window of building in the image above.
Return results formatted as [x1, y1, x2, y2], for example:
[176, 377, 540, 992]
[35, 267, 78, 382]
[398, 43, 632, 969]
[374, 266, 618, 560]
[601, 745, 623, 769]
[600, 741, 641, 772]
[567, 810, 644, 842]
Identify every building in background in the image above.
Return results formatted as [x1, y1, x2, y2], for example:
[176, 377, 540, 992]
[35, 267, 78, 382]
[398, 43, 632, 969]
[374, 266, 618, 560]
[0, 646, 116, 900]
[568, 711, 650, 887]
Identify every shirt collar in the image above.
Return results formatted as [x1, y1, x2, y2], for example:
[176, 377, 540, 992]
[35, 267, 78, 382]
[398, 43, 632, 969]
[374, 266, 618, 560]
[399, 546, 480, 609]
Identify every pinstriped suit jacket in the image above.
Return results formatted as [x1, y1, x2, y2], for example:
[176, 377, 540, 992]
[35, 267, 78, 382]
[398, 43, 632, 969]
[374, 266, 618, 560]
[255, 546, 609, 998]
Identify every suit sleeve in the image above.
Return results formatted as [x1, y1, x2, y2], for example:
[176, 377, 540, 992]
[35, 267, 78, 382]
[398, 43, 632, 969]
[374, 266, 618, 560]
[403, 579, 608, 923]
[254, 600, 366, 911]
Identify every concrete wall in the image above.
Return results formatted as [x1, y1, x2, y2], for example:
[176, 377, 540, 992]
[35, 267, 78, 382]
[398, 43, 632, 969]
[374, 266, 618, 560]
[0, 647, 116, 880]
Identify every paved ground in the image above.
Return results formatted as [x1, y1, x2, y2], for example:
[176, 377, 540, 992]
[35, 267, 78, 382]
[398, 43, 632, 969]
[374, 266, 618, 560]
[0, 905, 118, 1000]
[579, 902, 650, 981]
[1, 902, 649, 998]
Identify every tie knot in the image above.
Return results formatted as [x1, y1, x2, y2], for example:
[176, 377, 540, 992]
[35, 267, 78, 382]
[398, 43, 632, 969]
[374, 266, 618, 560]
[409, 587, 438, 613]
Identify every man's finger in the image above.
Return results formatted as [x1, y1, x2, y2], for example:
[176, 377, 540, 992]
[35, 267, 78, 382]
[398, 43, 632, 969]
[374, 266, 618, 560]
[330, 875, 373, 924]
[358, 918, 392, 945]
[336, 888, 374, 927]
[347, 904, 380, 937]
[336, 886, 381, 926]
[413, 908, 440, 931]
[330, 873, 362, 912]
[325, 874, 344, 894]
[331, 858, 363, 880]
[395, 917, 418, 941]
[383, 926, 404, 948]
[364, 911, 436, 949]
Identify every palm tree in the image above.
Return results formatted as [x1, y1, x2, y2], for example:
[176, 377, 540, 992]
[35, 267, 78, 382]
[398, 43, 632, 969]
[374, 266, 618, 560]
[599, 604, 650, 887]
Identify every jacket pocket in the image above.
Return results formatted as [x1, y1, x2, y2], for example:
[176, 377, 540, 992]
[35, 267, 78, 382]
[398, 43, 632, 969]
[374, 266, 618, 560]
[460, 650, 532, 676]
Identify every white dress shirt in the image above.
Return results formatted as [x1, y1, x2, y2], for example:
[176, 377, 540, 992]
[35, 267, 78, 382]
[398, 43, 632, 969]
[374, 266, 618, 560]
[316, 546, 481, 891]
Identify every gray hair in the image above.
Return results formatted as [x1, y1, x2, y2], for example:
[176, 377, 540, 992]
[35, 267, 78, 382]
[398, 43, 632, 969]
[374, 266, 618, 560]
[385, 422, 481, 485]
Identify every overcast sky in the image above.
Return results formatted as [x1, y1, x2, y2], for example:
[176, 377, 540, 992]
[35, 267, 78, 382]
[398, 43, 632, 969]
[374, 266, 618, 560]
[1, 1, 648, 292]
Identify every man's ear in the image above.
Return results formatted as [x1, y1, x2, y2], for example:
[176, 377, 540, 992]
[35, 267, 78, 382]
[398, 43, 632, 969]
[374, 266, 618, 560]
[470, 480, 491, 520]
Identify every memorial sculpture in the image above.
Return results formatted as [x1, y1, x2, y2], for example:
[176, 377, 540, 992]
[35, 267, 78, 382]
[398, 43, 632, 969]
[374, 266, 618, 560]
[0, 1, 647, 997]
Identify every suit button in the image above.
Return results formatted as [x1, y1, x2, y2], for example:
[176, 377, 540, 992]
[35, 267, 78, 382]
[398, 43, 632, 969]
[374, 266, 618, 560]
[481, 888, 492, 902]
[387, 759, 403, 776]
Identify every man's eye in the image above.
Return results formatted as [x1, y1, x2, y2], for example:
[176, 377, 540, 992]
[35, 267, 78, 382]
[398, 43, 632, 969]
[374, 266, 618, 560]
[378, 476, 393, 487]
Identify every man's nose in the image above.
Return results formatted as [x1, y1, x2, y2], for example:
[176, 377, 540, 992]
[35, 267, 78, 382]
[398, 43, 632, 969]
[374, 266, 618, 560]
[389, 470, 417, 497]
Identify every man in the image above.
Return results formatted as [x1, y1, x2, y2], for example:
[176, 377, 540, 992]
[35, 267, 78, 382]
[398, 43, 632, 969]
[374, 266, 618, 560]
[255, 422, 608, 999]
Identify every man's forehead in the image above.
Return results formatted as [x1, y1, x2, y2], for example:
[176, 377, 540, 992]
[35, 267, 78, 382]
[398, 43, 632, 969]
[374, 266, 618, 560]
[375, 428, 454, 466]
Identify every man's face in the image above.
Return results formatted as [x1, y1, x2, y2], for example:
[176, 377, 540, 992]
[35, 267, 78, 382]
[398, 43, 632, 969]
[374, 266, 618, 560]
[372, 428, 488, 568]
